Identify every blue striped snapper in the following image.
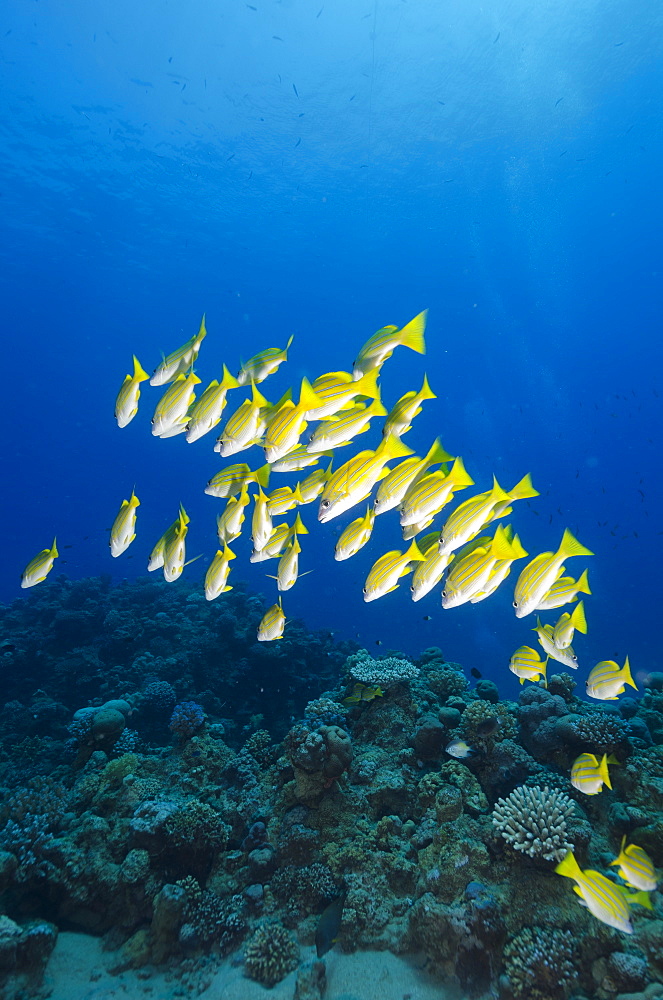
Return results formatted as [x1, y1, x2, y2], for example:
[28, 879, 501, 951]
[185, 366, 239, 443]
[571, 752, 612, 795]
[410, 533, 454, 602]
[552, 601, 587, 649]
[250, 513, 308, 563]
[270, 446, 333, 473]
[508, 645, 548, 685]
[150, 314, 207, 386]
[257, 598, 286, 641]
[297, 460, 334, 503]
[268, 535, 310, 591]
[204, 543, 236, 601]
[533, 568, 591, 611]
[237, 335, 293, 386]
[163, 509, 189, 582]
[610, 837, 657, 892]
[402, 515, 435, 540]
[215, 382, 271, 457]
[335, 507, 375, 561]
[533, 618, 578, 669]
[555, 850, 651, 934]
[115, 355, 150, 428]
[441, 525, 526, 609]
[374, 438, 452, 516]
[264, 378, 324, 463]
[307, 368, 381, 420]
[586, 656, 637, 701]
[267, 484, 304, 516]
[513, 529, 594, 618]
[469, 534, 526, 603]
[318, 434, 414, 523]
[204, 462, 270, 499]
[216, 485, 252, 545]
[438, 474, 538, 557]
[147, 505, 189, 572]
[151, 372, 201, 438]
[399, 457, 474, 527]
[352, 309, 427, 379]
[21, 538, 58, 589]
[251, 486, 274, 553]
[363, 539, 426, 602]
[382, 373, 436, 438]
[110, 490, 140, 558]
[307, 398, 386, 453]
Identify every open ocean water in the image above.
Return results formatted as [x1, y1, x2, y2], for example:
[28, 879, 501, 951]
[0, 1, 662, 998]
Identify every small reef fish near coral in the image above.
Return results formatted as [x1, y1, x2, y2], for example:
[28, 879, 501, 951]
[7, 309, 663, 1000]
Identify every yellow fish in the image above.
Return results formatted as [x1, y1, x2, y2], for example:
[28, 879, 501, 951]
[533, 568, 591, 611]
[552, 601, 588, 649]
[297, 460, 334, 503]
[382, 374, 436, 438]
[410, 533, 454, 602]
[402, 515, 435, 541]
[555, 850, 651, 934]
[268, 535, 309, 591]
[251, 485, 274, 553]
[586, 656, 637, 701]
[318, 434, 414, 523]
[438, 474, 538, 557]
[533, 618, 579, 670]
[204, 543, 236, 601]
[307, 398, 387, 453]
[400, 457, 474, 528]
[21, 538, 58, 589]
[257, 598, 286, 641]
[115, 356, 150, 428]
[571, 752, 612, 795]
[251, 513, 308, 563]
[150, 315, 207, 386]
[442, 525, 526, 609]
[264, 378, 323, 463]
[343, 683, 384, 704]
[352, 309, 427, 379]
[110, 490, 140, 558]
[509, 645, 548, 685]
[151, 372, 201, 438]
[267, 484, 304, 516]
[204, 462, 270, 499]
[363, 539, 426, 602]
[216, 484, 252, 545]
[185, 366, 239, 443]
[306, 368, 381, 420]
[610, 837, 658, 892]
[334, 507, 375, 561]
[216, 382, 271, 457]
[270, 446, 333, 474]
[147, 506, 189, 572]
[163, 509, 189, 582]
[237, 335, 294, 386]
[513, 529, 593, 618]
[469, 530, 526, 604]
[374, 438, 452, 515]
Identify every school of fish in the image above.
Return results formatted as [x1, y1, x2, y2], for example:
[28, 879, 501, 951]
[20, 309, 657, 932]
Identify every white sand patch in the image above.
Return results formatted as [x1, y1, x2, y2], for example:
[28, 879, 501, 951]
[43, 933, 463, 1000]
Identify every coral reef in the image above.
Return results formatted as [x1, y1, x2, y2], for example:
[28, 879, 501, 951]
[502, 925, 578, 1000]
[244, 922, 300, 987]
[492, 785, 577, 862]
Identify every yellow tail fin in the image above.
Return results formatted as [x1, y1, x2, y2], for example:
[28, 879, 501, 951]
[404, 539, 426, 563]
[508, 473, 539, 500]
[251, 381, 270, 408]
[627, 889, 653, 910]
[220, 364, 240, 391]
[599, 753, 613, 790]
[554, 850, 583, 881]
[51, 538, 59, 558]
[489, 477, 512, 506]
[398, 310, 428, 354]
[379, 434, 415, 462]
[448, 456, 475, 488]
[298, 377, 324, 412]
[559, 528, 594, 559]
[355, 367, 381, 401]
[424, 437, 454, 466]
[418, 373, 436, 401]
[254, 464, 271, 489]
[132, 355, 150, 381]
[570, 600, 588, 634]
[576, 568, 592, 595]
[622, 655, 637, 690]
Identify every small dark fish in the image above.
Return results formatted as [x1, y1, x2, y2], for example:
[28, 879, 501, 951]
[246, 3, 257, 8]
[423, 615, 432, 621]
[316, 891, 347, 958]
[273, 35, 283, 40]
[63, 544, 73, 549]
[227, 153, 235, 160]
[293, 83, 299, 97]
[317, 7, 324, 17]
[493, 31, 500, 42]
[294, 137, 301, 147]
[477, 716, 500, 737]
[555, 97, 564, 107]
[470, 667, 482, 679]
[375, 639, 382, 646]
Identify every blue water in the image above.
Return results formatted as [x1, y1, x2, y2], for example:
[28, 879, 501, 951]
[2, 0, 662, 698]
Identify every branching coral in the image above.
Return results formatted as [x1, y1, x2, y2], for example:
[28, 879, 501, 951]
[503, 926, 577, 1000]
[346, 649, 419, 687]
[492, 785, 575, 862]
[244, 922, 299, 987]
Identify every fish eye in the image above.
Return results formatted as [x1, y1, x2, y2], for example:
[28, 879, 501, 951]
[442, 590, 447, 598]
[362, 587, 367, 594]
[512, 600, 518, 608]
[321, 500, 330, 509]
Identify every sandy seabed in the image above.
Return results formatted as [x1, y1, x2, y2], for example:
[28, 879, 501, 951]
[43, 932, 460, 1000]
